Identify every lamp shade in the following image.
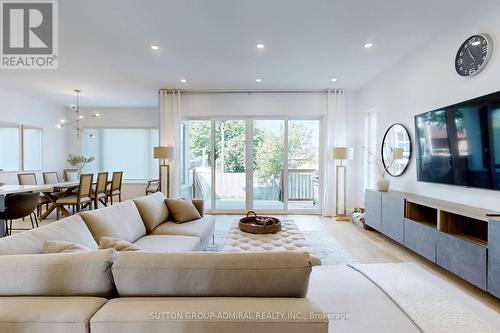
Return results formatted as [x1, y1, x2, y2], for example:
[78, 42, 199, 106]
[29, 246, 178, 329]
[153, 146, 174, 159]
[393, 147, 404, 160]
[331, 147, 353, 160]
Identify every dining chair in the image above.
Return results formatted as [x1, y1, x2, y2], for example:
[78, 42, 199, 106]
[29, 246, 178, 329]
[145, 179, 159, 196]
[42, 171, 67, 210]
[63, 169, 79, 182]
[17, 173, 37, 185]
[106, 171, 123, 205]
[17, 173, 49, 217]
[0, 192, 40, 236]
[92, 172, 109, 209]
[42, 172, 59, 184]
[55, 174, 93, 219]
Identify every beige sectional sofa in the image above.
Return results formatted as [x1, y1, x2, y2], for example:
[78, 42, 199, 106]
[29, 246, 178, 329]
[0, 192, 215, 255]
[0, 194, 328, 332]
[0, 250, 327, 333]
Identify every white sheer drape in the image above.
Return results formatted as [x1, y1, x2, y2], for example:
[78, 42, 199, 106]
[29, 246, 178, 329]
[159, 89, 181, 198]
[322, 89, 347, 216]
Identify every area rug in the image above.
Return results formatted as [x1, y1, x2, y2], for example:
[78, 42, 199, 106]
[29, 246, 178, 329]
[206, 219, 357, 265]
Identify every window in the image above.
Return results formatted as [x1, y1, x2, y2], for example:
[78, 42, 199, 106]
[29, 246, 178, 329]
[0, 126, 20, 172]
[82, 128, 159, 182]
[364, 110, 378, 191]
[0, 125, 43, 172]
[23, 127, 42, 171]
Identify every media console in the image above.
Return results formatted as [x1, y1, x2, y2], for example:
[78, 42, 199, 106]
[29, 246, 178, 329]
[365, 189, 500, 298]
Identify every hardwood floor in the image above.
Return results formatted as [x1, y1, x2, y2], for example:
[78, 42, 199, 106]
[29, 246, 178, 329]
[295, 214, 500, 313]
[8, 212, 500, 312]
[214, 214, 499, 312]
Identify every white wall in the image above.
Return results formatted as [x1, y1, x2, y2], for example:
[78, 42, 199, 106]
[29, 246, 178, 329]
[353, 7, 500, 210]
[0, 88, 67, 184]
[345, 92, 359, 212]
[66, 107, 159, 156]
[78, 107, 159, 128]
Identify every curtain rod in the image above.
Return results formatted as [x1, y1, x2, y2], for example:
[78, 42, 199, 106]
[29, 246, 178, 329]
[158, 89, 342, 94]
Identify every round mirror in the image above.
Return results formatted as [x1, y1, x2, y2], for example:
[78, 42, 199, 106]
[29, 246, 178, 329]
[381, 123, 412, 177]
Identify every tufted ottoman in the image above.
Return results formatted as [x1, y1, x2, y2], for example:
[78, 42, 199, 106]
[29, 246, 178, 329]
[222, 219, 321, 266]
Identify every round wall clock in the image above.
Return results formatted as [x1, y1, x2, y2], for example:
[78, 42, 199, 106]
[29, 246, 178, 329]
[455, 34, 492, 77]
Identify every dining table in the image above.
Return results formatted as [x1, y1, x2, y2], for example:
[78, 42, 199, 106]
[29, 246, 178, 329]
[0, 181, 80, 222]
[39, 181, 80, 219]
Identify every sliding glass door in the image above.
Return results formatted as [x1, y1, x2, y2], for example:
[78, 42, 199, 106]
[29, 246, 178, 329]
[253, 120, 285, 210]
[288, 120, 320, 209]
[182, 118, 321, 212]
[214, 120, 247, 209]
[181, 120, 212, 207]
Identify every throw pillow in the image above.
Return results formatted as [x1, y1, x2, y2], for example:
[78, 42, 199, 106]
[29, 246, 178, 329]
[165, 198, 202, 224]
[99, 237, 142, 252]
[133, 192, 169, 232]
[43, 240, 90, 254]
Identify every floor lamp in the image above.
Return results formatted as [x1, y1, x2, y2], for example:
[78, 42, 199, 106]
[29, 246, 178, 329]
[332, 147, 353, 221]
[154, 146, 174, 198]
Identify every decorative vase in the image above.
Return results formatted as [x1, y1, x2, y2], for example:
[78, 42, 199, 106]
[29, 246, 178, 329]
[377, 177, 390, 192]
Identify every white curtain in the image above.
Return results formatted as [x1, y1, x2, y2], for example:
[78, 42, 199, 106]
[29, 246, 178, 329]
[322, 89, 347, 216]
[159, 89, 181, 198]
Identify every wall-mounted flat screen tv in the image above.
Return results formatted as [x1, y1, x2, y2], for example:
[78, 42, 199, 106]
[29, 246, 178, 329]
[415, 91, 500, 190]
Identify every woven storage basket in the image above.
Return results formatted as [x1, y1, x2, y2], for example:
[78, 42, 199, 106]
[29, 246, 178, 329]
[239, 211, 281, 234]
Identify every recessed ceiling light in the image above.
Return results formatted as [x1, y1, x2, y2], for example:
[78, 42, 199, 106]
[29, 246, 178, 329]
[151, 44, 160, 51]
[180, 78, 187, 83]
[256, 43, 265, 49]
[330, 78, 338, 82]
[364, 42, 374, 49]
[255, 78, 262, 82]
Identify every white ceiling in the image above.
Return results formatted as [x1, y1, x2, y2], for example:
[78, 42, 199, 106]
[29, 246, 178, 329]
[1, 0, 499, 107]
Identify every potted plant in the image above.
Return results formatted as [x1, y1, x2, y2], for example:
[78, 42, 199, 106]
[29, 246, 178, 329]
[67, 154, 95, 174]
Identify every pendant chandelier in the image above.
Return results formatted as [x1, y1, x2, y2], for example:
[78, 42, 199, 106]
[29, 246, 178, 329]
[57, 89, 100, 138]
